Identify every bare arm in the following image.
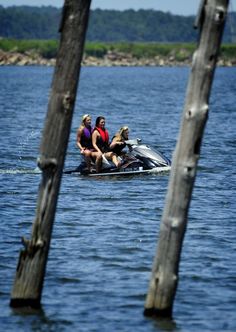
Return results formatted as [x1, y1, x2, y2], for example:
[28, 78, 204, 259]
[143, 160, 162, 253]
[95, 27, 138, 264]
[110, 137, 123, 149]
[92, 131, 102, 154]
[76, 127, 85, 152]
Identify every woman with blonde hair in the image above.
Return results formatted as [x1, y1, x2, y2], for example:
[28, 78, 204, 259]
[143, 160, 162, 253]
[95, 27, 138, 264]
[109, 126, 129, 156]
[76, 114, 102, 173]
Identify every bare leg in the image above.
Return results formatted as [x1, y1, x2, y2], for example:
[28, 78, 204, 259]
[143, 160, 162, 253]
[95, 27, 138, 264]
[83, 150, 92, 171]
[96, 155, 103, 173]
[105, 152, 121, 168]
[91, 151, 102, 173]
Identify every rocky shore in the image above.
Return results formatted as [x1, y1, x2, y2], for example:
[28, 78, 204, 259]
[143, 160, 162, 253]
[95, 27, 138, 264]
[0, 49, 235, 67]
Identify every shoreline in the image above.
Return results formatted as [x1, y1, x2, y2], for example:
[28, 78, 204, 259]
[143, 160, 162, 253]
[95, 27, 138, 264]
[0, 50, 235, 67]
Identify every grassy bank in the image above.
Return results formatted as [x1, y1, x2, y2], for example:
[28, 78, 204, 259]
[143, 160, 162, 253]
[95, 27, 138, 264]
[0, 38, 235, 65]
[0, 38, 58, 58]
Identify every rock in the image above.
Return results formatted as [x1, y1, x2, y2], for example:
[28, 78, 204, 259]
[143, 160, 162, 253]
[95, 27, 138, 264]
[0, 49, 235, 67]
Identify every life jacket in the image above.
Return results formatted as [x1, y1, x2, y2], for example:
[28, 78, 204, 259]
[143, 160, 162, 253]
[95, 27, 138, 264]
[95, 127, 109, 143]
[94, 127, 110, 152]
[81, 126, 93, 149]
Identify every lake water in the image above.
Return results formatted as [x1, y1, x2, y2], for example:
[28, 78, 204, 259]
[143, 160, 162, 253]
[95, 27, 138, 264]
[0, 65, 235, 332]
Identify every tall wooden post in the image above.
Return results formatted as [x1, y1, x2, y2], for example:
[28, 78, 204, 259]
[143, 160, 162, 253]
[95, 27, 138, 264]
[144, 0, 229, 317]
[10, 0, 91, 308]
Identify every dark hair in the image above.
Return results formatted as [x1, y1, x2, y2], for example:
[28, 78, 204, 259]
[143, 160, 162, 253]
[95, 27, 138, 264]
[95, 116, 105, 127]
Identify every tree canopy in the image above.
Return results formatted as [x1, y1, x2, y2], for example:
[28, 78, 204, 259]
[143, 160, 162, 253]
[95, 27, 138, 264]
[0, 6, 235, 43]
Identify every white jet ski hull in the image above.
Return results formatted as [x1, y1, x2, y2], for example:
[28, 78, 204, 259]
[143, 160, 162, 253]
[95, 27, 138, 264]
[86, 166, 171, 177]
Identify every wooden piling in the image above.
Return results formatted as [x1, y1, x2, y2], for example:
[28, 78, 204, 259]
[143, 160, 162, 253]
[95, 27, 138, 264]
[144, 0, 229, 317]
[10, 0, 91, 308]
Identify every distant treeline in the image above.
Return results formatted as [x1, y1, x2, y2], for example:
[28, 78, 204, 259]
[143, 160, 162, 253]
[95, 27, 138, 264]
[1, 38, 235, 63]
[0, 6, 236, 43]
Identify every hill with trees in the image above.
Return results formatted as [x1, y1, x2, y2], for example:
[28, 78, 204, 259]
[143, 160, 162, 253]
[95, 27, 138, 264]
[0, 6, 235, 43]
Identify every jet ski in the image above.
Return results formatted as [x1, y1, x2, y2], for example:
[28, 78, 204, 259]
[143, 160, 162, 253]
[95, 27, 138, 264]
[65, 139, 171, 177]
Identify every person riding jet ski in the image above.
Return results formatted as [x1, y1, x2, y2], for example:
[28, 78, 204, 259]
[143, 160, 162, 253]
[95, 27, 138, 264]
[92, 116, 121, 173]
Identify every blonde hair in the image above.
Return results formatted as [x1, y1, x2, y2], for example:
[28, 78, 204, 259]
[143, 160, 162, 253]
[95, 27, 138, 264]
[81, 114, 91, 125]
[119, 126, 129, 137]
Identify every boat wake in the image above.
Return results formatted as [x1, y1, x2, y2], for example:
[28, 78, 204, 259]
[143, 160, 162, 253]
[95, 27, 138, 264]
[0, 167, 41, 175]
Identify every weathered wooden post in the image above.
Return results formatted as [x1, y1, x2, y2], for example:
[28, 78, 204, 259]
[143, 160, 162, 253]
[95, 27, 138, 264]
[10, 0, 91, 308]
[144, 0, 229, 317]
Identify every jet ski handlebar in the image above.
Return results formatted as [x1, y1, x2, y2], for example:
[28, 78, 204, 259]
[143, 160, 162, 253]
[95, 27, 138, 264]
[124, 138, 142, 146]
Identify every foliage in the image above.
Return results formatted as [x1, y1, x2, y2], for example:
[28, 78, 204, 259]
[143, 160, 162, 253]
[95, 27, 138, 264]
[0, 6, 235, 43]
[99, 42, 196, 59]
[0, 38, 58, 58]
[220, 44, 236, 58]
[84, 42, 108, 58]
[1, 38, 235, 63]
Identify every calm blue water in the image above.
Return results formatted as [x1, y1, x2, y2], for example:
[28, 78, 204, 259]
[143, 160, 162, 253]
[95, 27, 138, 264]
[0, 65, 235, 332]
